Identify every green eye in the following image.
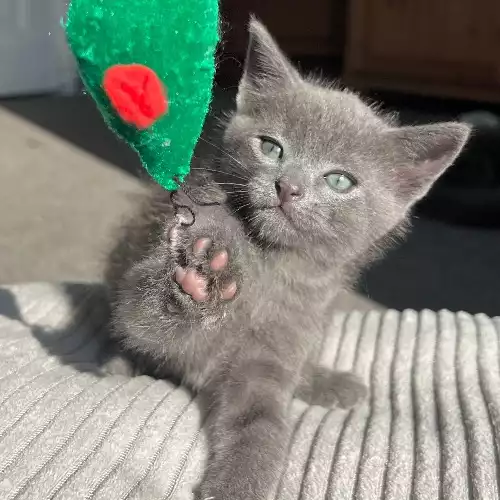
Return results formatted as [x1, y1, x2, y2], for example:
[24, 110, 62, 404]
[260, 137, 283, 161]
[325, 172, 356, 193]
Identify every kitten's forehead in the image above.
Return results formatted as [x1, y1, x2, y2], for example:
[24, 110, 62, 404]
[254, 80, 384, 131]
[323, 89, 385, 127]
[255, 82, 389, 161]
[294, 83, 385, 130]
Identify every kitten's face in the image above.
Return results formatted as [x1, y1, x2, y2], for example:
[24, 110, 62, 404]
[219, 20, 469, 258]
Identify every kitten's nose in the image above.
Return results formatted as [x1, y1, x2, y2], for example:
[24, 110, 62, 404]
[275, 178, 303, 204]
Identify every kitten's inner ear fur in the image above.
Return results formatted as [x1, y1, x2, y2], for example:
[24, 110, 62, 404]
[390, 122, 471, 206]
[237, 17, 300, 109]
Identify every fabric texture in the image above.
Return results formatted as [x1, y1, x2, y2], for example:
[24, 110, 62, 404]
[0, 283, 499, 499]
[66, 0, 219, 190]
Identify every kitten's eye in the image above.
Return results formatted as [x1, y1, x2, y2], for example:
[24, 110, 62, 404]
[325, 172, 356, 193]
[260, 137, 283, 161]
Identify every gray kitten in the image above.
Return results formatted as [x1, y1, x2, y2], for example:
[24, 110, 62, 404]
[106, 19, 470, 500]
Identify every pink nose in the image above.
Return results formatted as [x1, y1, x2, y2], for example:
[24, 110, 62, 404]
[275, 179, 303, 204]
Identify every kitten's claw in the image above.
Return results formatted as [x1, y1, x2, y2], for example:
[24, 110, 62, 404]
[174, 237, 238, 303]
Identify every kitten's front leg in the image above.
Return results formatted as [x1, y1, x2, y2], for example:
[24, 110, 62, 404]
[110, 191, 244, 377]
[197, 350, 300, 500]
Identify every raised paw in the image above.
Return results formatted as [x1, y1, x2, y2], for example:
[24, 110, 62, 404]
[174, 237, 238, 304]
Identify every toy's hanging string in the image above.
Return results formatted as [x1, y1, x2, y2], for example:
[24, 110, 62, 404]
[170, 187, 195, 228]
[170, 177, 222, 229]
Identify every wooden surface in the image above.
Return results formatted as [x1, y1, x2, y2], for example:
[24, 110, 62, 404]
[218, 0, 346, 87]
[221, 0, 346, 57]
[344, 0, 500, 101]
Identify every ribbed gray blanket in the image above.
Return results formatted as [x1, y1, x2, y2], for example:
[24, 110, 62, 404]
[0, 283, 499, 499]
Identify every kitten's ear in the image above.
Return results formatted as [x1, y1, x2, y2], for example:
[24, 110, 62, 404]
[237, 17, 300, 108]
[390, 122, 470, 206]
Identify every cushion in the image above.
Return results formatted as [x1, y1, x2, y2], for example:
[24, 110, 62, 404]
[0, 283, 499, 499]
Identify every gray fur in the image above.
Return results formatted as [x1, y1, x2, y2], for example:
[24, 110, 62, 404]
[106, 18, 470, 500]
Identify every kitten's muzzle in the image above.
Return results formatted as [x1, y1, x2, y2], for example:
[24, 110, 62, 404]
[275, 178, 303, 205]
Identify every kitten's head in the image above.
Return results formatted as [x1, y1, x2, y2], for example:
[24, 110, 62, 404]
[220, 19, 469, 260]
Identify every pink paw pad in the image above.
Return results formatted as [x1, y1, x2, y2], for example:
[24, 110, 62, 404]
[210, 250, 229, 271]
[175, 268, 208, 302]
[174, 238, 237, 302]
[221, 281, 237, 300]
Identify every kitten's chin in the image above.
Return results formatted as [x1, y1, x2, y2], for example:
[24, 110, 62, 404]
[248, 206, 304, 248]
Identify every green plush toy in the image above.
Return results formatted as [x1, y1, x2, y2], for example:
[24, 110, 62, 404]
[66, 0, 219, 190]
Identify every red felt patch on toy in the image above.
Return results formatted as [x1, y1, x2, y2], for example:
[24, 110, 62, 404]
[103, 64, 168, 129]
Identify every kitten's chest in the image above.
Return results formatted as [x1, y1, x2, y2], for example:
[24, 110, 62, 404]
[241, 260, 337, 328]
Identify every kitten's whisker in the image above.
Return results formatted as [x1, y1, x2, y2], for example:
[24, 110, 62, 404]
[228, 188, 251, 195]
[222, 162, 252, 180]
[199, 137, 251, 175]
[215, 183, 248, 188]
[228, 198, 249, 205]
[190, 167, 248, 182]
[234, 203, 252, 212]
[227, 190, 250, 196]
[226, 202, 253, 215]
[193, 167, 250, 184]
[244, 212, 262, 229]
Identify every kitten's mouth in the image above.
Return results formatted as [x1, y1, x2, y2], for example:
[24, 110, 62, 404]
[262, 204, 298, 228]
[277, 205, 293, 221]
[261, 203, 288, 217]
[241, 201, 304, 247]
